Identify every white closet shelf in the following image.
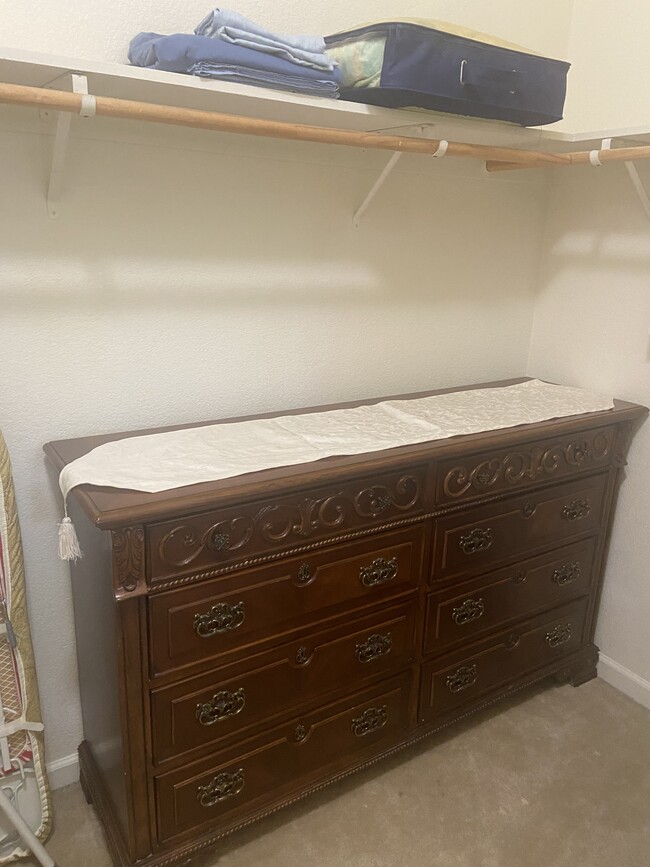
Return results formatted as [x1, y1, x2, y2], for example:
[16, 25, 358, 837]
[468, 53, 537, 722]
[1, 46, 649, 221]
[0, 45, 537, 146]
[1, 44, 643, 150]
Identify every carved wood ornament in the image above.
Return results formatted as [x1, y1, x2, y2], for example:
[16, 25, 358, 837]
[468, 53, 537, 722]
[111, 526, 146, 599]
[443, 431, 613, 499]
[157, 475, 421, 568]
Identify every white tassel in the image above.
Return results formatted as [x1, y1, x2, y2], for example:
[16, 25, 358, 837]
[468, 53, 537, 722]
[58, 512, 82, 562]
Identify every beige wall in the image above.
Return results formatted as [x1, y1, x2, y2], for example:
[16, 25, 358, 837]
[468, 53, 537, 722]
[0, 0, 574, 63]
[561, 0, 650, 130]
[0, 104, 549, 775]
[527, 1, 650, 702]
[528, 164, 650, 691]
[3, 1, 650, 785]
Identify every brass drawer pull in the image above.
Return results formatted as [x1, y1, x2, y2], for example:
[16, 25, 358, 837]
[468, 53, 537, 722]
[546, 622, 572, 648]
[355, 632, 392, 664]
[446, 664, 478, 693]
[562, 499, 591, 521]
[196, 688, 245, 726]
[193, 602, 245, 638]
[452, 598, 485, 626]
[459, 528, 492, 555]
[553, 562, 582, 586]
[197, 769, 244, 808]
[359, 557, 398, 587]
[351, 705, 388, 737]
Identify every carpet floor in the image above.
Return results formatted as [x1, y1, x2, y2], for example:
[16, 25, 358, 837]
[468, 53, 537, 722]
[23, 678, 650, 867]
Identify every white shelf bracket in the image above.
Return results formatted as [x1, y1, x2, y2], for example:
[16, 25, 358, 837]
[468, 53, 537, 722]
[591, 137, 650, 223]
[45, 73, 94, 219]
[624, 161, 650, 223]
[353, 152, 402, 228]
[353, 132, 449, 227]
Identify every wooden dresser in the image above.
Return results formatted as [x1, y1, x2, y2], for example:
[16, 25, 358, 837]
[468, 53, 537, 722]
[44, 379, 647, 867]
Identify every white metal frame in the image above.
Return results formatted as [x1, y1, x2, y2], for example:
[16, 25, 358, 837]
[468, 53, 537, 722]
[0, 788, 56, 867]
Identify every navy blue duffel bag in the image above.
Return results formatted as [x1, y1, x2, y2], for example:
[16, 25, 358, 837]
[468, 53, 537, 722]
[326, 22, 570, 126]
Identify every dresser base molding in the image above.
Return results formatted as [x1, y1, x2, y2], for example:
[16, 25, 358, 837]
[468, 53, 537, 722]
[553, 647, 599, 687]
[79, 741, 133, 867]
[80, 645, 598, 867]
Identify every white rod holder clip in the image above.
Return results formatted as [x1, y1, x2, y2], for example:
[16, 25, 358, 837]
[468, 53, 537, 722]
[589, 138, 612, 167]
[46, 73, 92, 219]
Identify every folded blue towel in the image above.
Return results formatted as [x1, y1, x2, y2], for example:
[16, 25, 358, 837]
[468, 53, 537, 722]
[206, 25, 335, 71]
[129, 33, 341, 97]
[191, 62, 339, 97]
[195, 9, 325, 53]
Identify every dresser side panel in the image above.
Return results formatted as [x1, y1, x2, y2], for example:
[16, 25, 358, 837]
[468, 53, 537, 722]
[68, 501, 128, 838]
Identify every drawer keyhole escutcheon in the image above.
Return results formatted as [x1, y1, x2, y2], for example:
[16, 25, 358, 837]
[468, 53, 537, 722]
[193, 602, 245, 638]
[359, 557, 398, 587]
[351, 706, 388, 737]
[522, 502, 537, 518]
[294, 724, 308, 743]
[446, 664, 478, 693]
[355, 632, 392, 663]
[504, 632, 520, 650]
[296, 563, 314, 585]
[459, 528, 492, 555]
[197, 769, 244, 808]
[295, 645, 311, 666]
[553, 562, 582, 586]
[452, 598, 485, 626]
[546, 622, 572, 648]
[511, 570, 527, 584]
[196, 688, 246, 726]
[562, 499, 591, 521]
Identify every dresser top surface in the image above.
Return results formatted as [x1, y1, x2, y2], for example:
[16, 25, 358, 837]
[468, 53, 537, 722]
[43, 377, 647, 530]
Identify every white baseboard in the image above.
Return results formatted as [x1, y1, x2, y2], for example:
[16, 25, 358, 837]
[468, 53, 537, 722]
[598, 654, 650, 710]
[46, 753, 79, 791]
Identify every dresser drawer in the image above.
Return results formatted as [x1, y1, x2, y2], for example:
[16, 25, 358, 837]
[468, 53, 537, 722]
[149, 525, 425, 676]
[151, 602, 417, 763]
[424, 539, 596, 654]
[436, 426, 616, 505]
[432, 474, 609, 583]
[148, 467, 426, 580]
[419, 599, 588, 722]
[155, 672, 413, 842]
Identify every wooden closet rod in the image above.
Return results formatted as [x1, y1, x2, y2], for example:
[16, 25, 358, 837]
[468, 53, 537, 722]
[486, 144, 650, 173]
[0, 82, 569, 167]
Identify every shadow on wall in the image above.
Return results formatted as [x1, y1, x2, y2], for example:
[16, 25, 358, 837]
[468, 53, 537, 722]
[0, 122, 545, 312]
[539, 164, 650, 282]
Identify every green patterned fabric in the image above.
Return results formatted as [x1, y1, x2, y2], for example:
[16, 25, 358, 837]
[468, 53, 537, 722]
[327, 36, 385, 88]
